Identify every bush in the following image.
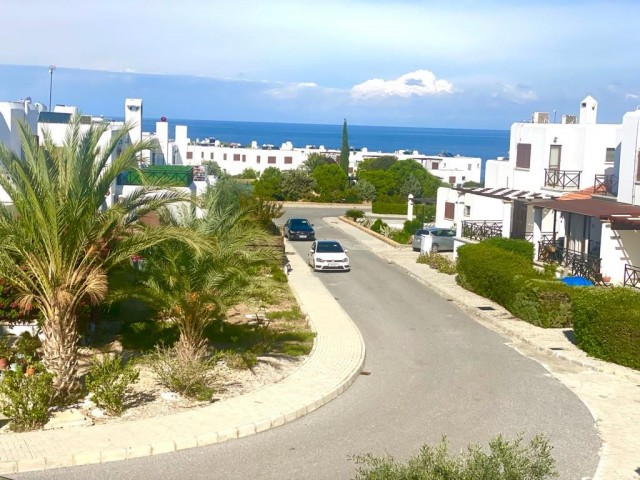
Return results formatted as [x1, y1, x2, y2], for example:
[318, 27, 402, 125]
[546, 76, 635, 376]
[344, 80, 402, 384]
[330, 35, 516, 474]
[371, 201, 407, 215]
[120, 320, 178, 351]
[351, 434, 557, 480]
[345, 209, 365, 221]
[149, 346, 216, 401]
[85, 355, 140, 416]
[456, 243, 536, 311]
[403, 218, 423, 235]
[0, 369, 54, 431]
[511, 279, 574, 328]
[417, 252, 457, 275]
[572, 287, 640, 369]
[218, 350, 258, 370]
[482, 237, 534, 262]
[14, 331, 41, 359]
[370, 219, 387, 234]
[388, 230, 412, 244]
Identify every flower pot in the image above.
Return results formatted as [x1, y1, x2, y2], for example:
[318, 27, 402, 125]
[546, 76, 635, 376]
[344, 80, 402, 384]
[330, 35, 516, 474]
[0, 358, 8, 370]
[26, 366, 37, 376]
[602, 276, 611, 283]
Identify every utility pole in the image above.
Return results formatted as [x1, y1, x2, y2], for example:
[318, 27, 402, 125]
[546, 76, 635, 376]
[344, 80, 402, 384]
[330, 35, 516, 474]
[48, 65, 56, 111]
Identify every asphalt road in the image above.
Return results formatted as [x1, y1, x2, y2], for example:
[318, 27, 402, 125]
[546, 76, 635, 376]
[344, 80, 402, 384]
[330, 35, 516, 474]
[14, 206, 600, 480]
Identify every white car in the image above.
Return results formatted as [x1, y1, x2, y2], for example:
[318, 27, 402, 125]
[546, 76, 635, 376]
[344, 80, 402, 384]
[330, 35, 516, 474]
[308, 240, 350, 272]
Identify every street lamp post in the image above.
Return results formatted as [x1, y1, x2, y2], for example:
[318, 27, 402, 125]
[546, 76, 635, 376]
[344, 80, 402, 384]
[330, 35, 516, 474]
[48, 65, 56, 111]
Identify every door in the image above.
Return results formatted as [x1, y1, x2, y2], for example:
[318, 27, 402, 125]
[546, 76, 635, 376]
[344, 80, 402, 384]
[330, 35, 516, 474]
[511, 200, 527, 239]
[548, 145, 562, 186]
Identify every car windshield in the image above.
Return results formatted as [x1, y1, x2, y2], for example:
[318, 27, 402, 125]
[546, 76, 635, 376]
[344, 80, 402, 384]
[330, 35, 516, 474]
[316, 242, 344, 253]
[290, 219, 311, 226]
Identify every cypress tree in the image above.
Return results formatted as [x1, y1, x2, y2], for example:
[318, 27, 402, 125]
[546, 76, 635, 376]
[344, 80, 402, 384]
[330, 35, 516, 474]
[339, 118, 350, 176]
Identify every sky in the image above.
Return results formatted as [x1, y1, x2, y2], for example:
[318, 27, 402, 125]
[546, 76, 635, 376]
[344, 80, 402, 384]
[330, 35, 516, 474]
[1, 0, 639, 129]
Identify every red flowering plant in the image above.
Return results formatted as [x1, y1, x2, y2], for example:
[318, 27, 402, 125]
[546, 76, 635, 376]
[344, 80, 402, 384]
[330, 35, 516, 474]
[0, 279, 36, 324]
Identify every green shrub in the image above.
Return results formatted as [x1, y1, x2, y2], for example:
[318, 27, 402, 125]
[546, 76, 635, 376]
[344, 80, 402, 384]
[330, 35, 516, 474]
[149, 346, 215, 401]
[270, 264, 288, 283]
[14, 332, 41, 359]
[370, 219, 387, 233]
[351, 434, 557, 480]
[388, 230, 411, 244]
[417, 252, 457, 275]
[371, 201, 407, 215]
[511, 279, 573, 328]
[266, 306, 304, 322]
[218, 350, 258, 370]
[345, 209, 365, 221]
[0, 369, 54, 431]
[85, 355, 140, 416]
[456, 243, 536, 311]
[403, 218, 423, 234]
[482, 237, 534, 262]
[572, 287, 640, 369]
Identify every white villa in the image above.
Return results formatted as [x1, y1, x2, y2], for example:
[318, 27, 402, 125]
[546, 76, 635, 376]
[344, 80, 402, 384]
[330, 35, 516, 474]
[435, 96, 640, 287]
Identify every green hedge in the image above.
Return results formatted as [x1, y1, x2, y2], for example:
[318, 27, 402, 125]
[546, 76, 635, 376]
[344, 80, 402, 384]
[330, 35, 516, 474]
[572, 287, 640, 369]
[456, 243, 536, 311]
[482, 237, 534, 262]
[511, 279, 574, 328]
[371, 201, 407, 215]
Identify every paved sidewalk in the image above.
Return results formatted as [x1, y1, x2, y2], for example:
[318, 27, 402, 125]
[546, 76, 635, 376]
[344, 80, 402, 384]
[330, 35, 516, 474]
[0, 247, 366, 475]
[330, 216, 640, 480]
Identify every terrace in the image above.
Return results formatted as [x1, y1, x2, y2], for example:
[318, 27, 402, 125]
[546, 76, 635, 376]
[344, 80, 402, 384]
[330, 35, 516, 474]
[544, 169, 581, 190]
[117, 165, 194, 187]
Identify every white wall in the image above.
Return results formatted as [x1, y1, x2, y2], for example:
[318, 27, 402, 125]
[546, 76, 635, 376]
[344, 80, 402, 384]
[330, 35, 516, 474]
[616, 110, 640, 205]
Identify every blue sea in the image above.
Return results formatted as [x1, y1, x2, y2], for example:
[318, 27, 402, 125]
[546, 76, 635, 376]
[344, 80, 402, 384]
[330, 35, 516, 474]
[141, 119, 510, 177]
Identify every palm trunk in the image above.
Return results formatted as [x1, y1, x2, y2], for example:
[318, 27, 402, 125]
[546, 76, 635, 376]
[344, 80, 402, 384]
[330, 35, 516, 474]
[176, 313, 208, 362]
[41, 306, 81, 400]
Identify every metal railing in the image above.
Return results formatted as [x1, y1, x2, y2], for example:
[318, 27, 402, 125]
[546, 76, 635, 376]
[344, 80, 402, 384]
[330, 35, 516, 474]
[544, 169, 581, 189]
[537, 241, 601, 280]
[461, 220, 503, 241]
[624, 264, 640, 289]
[593, 174, 618, 196]
[117, 167, 194, 187]
[525, 232, 554, 243]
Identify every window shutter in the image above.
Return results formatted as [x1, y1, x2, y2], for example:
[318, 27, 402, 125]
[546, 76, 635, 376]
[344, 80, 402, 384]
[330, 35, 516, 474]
[516, 143, 531, 169]
[444, 202, 455, 220]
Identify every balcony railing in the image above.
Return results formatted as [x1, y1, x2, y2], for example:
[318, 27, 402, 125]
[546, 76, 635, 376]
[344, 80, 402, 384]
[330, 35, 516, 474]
[537, 241, 601, 280]
[544, 169, 581, 189]
[117, 166, 194, 187]
[624, 264, 640, 289]
[524, 232, 554, 243]
[593, 174, 618, 196]
[461, 220, 503, 241]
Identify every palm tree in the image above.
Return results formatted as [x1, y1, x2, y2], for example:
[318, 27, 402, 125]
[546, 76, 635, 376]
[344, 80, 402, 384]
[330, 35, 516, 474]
[129, 186, 283, 361]
[0, 117, 200, 399]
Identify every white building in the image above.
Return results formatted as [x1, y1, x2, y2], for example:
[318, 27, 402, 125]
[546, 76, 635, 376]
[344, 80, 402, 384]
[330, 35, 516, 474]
[436, 96, 640, 287]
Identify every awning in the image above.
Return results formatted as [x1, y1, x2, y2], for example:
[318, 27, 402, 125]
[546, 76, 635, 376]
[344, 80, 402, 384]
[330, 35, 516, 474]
[530, 197, 640, 227]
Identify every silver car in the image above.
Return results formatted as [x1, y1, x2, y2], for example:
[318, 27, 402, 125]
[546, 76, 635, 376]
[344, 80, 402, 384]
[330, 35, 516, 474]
[412, 227, 456, 252]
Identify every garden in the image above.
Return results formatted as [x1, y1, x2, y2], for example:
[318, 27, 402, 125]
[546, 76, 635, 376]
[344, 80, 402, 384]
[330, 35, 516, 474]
[0, 117, 314, 433]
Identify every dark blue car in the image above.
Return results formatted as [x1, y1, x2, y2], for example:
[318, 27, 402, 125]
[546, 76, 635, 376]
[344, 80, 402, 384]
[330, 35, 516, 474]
[283, 218, 315, 241]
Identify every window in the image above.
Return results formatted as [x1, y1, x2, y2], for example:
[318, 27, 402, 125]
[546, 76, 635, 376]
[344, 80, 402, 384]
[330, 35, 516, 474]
[268, 156, 276, 164]
[223, 153, 227, 161]
[431, 162, 439, 170]
[242, 155, 246, 162]
[448, 176, 456, 184]
[256, 155, 261, 164]
[210, 153, 214, 160]
[464, 205, 470, 217]
[233, 154, 241, 161]
[605, 148, 615, 164]
[516, 143, 531, 169]
[201, 152, 204, 159]
[284, 156, 293, 164]
[444, 202, 455, 220]
[468, 164, 472, 170]
[186, 151, 193, 160]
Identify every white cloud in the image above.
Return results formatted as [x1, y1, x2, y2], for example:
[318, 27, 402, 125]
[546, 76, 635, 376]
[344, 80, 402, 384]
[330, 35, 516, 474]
[265, 82, 319, 99]
[350, 70, 454, 100]
[625, 93, 640, 100]
[493, 84, 538, 104]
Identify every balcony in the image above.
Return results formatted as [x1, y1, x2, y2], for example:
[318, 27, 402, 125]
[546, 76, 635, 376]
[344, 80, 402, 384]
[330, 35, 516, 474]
[117, 166, 194, 187]
[593, 174, 618, 196]
[544, 169, 581, 189]
[537, 239, 601, 281]
[461, 220, 503, 241]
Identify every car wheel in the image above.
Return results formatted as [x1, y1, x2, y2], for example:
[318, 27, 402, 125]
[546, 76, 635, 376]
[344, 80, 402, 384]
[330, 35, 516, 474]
[431, 243, 440, 253]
